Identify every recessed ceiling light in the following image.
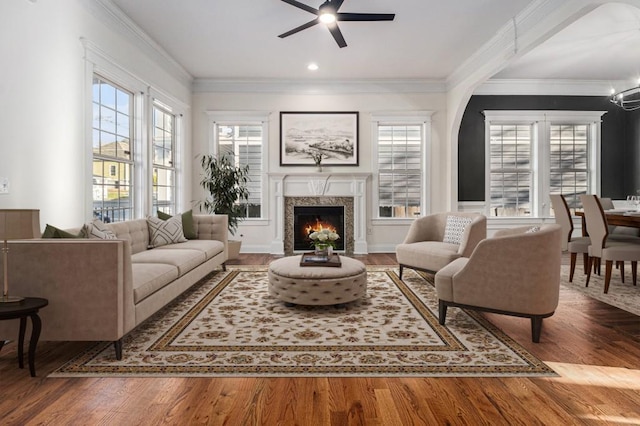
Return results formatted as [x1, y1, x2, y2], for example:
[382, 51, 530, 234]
[307, 63, 319, 71]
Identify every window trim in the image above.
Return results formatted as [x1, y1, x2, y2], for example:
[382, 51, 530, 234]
[484, 110, 606, 218]
[206, 111, 270, 223]
[151, 101, 177, 215]
[370, 111, 433, 224]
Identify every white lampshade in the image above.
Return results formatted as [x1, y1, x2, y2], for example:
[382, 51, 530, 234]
[0, 209, 40, 303]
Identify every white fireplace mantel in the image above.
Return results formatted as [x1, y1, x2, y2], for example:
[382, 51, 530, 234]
[268, 172, 371, 255]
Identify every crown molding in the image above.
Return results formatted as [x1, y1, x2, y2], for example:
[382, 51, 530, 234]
[474, 78, 629, 96]
[192, 79, 446, 94]
[84, 0, 192, 86]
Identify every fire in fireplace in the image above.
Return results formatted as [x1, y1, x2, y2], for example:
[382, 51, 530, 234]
[293, 206, 345, 251]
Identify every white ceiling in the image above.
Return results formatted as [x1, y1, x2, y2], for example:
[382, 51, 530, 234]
[109, 0, 640, 85]
[495, 2, 640, 83]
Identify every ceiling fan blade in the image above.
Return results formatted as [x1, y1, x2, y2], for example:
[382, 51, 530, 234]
[332, 0, 345, 12]
[337, 13, 395, 21]
[327, 22, 347, 48]
[278, 18, 320, 38]
[280, 0, 319, 15]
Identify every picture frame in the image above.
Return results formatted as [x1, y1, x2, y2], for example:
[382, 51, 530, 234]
[280, 111, 359, 166]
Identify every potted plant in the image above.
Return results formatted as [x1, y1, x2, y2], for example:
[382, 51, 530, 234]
[199, 154, 250, 260]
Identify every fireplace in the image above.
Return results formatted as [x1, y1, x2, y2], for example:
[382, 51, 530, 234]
[293, 206, 345, 251]
[284, 196, 355, 255]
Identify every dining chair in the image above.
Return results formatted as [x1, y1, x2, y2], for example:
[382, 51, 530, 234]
[550, 194, 590, 282]
[580, 194, 640, 293]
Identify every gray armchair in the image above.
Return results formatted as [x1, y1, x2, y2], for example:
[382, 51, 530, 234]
[434, 224, 562, 343]
[395, 212, 486, 279]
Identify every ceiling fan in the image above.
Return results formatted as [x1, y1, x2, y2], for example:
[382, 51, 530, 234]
[278, 0, 395, 48]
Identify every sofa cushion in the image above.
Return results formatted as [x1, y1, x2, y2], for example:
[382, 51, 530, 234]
[154, 239, 224, 260]
[42, 224, 83, 238]
[158, 210, 197, 240]
[107, 219, 149, 255]
[132, 248, 206, 276]
[147, 216, 187, 248]
[83, 220, 117, 239]
[443, 215, 473, 244]
[396, 241, 461, 272]
[132, 263, 180, 304]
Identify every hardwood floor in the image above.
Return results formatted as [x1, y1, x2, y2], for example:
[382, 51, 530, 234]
[1, 253, 639, 425]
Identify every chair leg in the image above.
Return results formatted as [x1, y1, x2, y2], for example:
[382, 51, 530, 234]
[633, 261, 638, 286]
[114, 339, 123, 360]
[438, 300, 447, 325]
[583, 253, 588, 275]
[604, 260, 614, 294]
[570, 252, 577, 282]
[531, 316, 543, 343]
[585, 256, 593, 287]
[620, 261, 625, 284]
[399, 265, 404, 280]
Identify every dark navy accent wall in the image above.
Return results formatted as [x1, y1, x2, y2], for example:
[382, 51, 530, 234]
[458, 95, 636, 201]
[627, 108, 640, 194]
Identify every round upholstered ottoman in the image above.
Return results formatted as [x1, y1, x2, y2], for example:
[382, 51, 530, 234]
[268, 255, 367, 306]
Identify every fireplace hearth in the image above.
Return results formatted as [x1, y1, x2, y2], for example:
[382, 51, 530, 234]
[293, 206, 345, 251]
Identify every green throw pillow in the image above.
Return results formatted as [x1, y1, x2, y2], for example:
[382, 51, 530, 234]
[42, 224, 83, 239]
[158, 210, 196, 239]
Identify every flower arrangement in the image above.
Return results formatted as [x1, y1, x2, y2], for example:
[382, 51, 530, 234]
[308, 228, 340, 251]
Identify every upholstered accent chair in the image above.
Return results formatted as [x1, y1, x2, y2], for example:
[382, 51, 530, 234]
[550, 194, 591, 282]
[435, 224, 562, 343]
[395, 212, 486, 279]
[581, 194, 640, 293]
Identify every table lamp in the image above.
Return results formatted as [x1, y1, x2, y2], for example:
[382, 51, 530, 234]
[0, 209, 40, 303]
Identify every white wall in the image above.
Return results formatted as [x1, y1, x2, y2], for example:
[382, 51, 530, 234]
[0, 0, 192, 229]
[192, 89, 447, 253]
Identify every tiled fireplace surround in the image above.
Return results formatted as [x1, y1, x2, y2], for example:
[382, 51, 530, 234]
[269, 173, 370, 255]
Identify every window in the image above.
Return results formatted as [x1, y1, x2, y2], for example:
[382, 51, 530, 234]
[484, 111, 604, 218]
[92, 76, 133, 223]
[372, 113, 432, 219]
[489, 124, 532, 217]
[152, 104, 176, 216]
[211, 117, 267, 219]
[549, 124, 589, 212]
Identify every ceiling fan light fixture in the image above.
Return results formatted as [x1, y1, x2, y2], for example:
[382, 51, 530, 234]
[319, 12, 336, 24]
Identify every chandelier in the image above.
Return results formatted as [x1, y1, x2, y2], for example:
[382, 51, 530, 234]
[610, 84, 640, 111]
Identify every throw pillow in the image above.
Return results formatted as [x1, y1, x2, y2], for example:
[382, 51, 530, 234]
[42, 224, 84, 239]
[443, 215, 473, 245]
[147, 215, 187, 248]
[82, 220, 117, 240]
[157, 210, 197, 239]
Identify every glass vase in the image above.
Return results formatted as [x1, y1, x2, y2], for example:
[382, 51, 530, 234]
[314, 243, 329, 257]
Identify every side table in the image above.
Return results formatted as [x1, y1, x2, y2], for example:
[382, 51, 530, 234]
[0, 297, 48, 377]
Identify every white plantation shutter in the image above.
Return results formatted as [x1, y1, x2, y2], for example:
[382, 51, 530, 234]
[489, 124, 532, 217]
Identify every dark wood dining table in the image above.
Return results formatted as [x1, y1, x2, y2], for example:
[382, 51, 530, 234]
[575, 211, 640, 236]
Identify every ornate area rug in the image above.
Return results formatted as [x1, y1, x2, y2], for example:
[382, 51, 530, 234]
[50, 267, 555, 378]
[561, 264, 640, 316]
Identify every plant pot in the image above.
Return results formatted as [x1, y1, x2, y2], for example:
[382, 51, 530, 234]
[227, 239, 242, 260]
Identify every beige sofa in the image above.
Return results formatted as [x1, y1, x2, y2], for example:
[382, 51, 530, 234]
[0, 214, 228, 359]
[435, 224, 562, 343]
